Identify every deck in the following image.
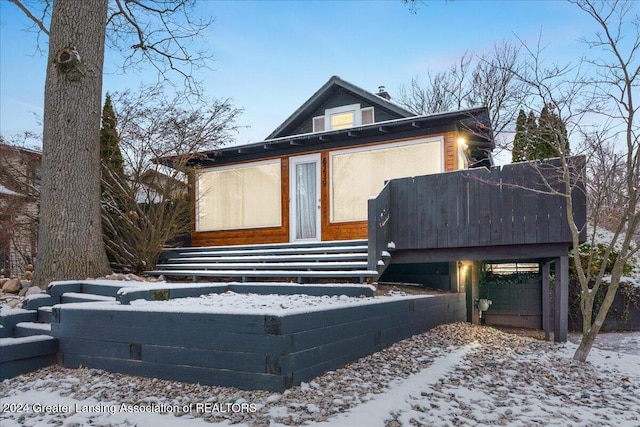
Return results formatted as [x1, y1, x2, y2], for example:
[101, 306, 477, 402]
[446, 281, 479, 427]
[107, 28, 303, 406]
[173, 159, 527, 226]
[368, 157, 586, 269]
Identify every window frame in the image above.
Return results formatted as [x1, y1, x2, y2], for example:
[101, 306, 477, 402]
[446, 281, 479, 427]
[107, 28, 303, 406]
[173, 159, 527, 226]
[328, 137, 445, 223]
[195, 159, 282, 232]
[324, 103, 361, 131]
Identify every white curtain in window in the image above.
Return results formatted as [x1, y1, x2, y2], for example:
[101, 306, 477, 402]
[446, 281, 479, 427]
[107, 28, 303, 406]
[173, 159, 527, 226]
[331, 141, 442, 222]
[295, 162, 317, 239]
[197, 161, 281, 231]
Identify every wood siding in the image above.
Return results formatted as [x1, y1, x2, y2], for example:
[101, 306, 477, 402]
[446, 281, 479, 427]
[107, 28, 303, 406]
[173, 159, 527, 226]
[192, 133, 459, 246]
[444, 131, 458, 171]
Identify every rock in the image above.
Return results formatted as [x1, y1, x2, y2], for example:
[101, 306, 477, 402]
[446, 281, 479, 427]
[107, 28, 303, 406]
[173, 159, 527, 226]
[21, 280, 31, 289]
[23, 271, 33, 280]
[1, 278, 21, 294]
[18, 287, 28, 297]
[25, 264, 34, 272]
[8, 299, 22, 308]
[25, 286, 43, 297]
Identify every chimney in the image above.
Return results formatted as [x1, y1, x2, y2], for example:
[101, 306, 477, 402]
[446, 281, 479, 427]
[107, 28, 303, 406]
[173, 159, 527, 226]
[377, 85, 391, 100]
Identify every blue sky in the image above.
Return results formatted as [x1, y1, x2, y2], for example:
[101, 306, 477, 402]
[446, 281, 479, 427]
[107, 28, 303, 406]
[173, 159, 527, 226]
[0, 1, 597, 148]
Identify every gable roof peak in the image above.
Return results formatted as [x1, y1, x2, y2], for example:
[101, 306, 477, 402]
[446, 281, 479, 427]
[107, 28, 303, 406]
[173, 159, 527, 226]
[266, 76, 415, 140]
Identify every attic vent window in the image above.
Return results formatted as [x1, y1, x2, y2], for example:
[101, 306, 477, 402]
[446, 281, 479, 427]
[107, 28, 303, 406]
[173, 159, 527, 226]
[313, 116, 325, 132]
[361, 107, 374, 125]
[331, 111, 355, 130]
[312, 104, 375, 132]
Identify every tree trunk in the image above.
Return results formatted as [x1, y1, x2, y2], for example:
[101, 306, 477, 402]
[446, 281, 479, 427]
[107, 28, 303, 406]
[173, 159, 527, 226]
[33, 0, 111, 287]
[573, 282, 619, 362]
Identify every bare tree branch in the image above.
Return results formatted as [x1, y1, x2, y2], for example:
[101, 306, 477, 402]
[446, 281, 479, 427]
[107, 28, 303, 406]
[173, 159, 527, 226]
[8, 0, 50, 36]
[398, 41, 526, 152]
[511, 0, 640, 362]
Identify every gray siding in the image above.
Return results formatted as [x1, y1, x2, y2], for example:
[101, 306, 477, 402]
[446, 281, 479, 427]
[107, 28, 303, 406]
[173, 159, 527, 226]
[289, 89, 404, 136]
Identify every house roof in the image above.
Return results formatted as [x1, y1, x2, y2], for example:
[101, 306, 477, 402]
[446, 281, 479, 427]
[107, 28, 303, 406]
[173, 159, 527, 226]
[162, 107, 494, 169]
[266, 75, 415, 140]
[0, 143, 41, 197]
[0, 183, 24, 197]
[0, 143, 42, 158]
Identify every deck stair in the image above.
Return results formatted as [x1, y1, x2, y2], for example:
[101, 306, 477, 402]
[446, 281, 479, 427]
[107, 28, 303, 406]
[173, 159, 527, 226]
[147, 239, 384, 284]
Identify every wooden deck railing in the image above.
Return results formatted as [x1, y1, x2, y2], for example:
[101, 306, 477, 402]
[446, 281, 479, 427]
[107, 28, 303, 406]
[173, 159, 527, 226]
[367, 180, 392, 272]
[368, 157, 587, 272]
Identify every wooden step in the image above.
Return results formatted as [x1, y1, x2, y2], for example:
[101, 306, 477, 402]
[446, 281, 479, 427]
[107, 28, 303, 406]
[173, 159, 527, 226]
[165, 252, 369, 264]
[157, 261, 369, 271]
[153, 240, 379, 284]
[0, 309, 38, 336]
[168, 239, 368, 254]
[14, 322, 52, 337]
[0, 335, 58, 380]
[60, 292, 116, 304]
[146, 269, 378, 283]
[38, 306, 53, 323]
[170, 244, 368, 258]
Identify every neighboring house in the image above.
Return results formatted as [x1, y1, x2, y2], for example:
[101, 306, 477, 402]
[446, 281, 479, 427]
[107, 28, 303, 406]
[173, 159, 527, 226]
[180, 76, 494, 247]
[0, 144, 41, 276]
[136, 169, 188, 204]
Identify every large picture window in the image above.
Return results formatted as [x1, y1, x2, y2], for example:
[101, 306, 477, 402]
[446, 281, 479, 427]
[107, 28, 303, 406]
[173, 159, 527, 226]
[196, 160, 282, 231]
[331, 139, 443, 222]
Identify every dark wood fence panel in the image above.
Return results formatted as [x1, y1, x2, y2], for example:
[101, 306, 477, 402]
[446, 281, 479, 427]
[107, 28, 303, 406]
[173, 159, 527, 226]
[368, 181, 392, 271]
[371, 157, 586, 252]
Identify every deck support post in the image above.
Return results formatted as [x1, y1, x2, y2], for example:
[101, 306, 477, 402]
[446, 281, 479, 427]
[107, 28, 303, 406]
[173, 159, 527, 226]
[470, 262, 480, 325]
[542, 261, 551, 341]
[553, 256, 569, 343]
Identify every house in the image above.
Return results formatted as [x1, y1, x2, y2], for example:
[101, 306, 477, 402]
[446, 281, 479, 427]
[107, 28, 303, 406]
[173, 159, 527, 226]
[177, 75, 494, 247]
[155, 76, 586, 343]
[0, 144, 41, 276]
[136, 168, 188, 204]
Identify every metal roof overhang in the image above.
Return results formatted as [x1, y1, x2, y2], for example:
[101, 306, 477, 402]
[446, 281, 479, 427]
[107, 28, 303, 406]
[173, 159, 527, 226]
[159, 107, 494, 169]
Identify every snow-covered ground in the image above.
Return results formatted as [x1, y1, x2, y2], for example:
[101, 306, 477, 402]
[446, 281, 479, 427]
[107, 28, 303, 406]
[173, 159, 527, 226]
[2, 323, 638, 427]
[128, 289, 428, 314]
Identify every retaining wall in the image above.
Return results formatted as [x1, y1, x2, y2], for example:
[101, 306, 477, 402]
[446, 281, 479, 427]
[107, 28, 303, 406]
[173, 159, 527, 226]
[0, 336, 58, 380]
[52, 292, 465, 391]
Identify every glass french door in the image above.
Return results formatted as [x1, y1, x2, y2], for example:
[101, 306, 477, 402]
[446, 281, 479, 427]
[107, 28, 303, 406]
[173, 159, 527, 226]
[290, 154, 321, 241]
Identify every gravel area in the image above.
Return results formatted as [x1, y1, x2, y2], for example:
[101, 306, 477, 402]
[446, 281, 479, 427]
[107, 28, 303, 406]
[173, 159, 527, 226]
[1, 323, 639, 426]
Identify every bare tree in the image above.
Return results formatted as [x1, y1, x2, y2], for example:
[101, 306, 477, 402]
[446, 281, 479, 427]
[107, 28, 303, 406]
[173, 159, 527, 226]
[570, 0, 640, 362]
[10, 0, 213, 287]
[513, 0, 639, 362]
[101, 86, 242, 272]
[397, 42, 526, 151]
